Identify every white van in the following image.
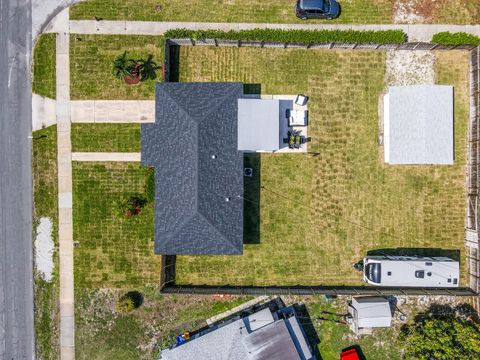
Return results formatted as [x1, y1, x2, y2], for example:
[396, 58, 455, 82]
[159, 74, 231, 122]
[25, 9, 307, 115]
[363, 255, 459, 287]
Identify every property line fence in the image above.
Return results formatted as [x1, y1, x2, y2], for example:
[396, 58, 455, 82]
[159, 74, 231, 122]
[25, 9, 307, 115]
[466, 46, 480, 310]
[160, 39, 480, 298]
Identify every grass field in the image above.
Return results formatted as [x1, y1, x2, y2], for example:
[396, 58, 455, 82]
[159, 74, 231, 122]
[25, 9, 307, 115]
[69, 0, 480, 24]
[72, 162, 159, 288]
[70, 0, 393, 23]
[32, 126, 60, 359]
[71, 123, 141, 152]
[70, 35, 164, 100]
[32, 33, 56, 99]
[173, 46, 469, 286]
[75, 288, 251, 359]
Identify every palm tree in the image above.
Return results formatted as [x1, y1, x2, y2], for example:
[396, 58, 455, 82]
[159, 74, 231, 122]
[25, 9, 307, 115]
[112, 51, 135, 80]
[137, 54, 161, 81]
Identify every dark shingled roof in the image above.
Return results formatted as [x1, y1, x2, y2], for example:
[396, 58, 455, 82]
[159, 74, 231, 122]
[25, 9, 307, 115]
[141, 82, 244, 255]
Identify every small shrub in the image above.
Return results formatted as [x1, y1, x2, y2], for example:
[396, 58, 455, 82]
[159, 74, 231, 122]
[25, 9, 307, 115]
[115, 291, 144, 313]
[114, 194, 147, 218]
[165, 28, 406, 44]
[432, 32, 480, 46]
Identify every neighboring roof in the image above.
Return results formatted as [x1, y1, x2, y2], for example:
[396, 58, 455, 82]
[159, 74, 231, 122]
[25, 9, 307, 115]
[237, 99, 280, 152]
[384, 85, 454, 165]
[351, 297, 392, 328]
[160, 310, 313, 360]
[141, 82, 245, 255]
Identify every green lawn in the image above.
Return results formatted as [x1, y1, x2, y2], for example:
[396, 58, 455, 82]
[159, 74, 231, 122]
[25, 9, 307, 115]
[70, 35, 164, 99]
[72, 162, 159, 288]
[32, 126, 59, 359]
[71, 123, 141, 152]
[173, 46, 469, 286]
[69, 0, 480, 24]
[75, 288, 251, 359]
[32, 33, 56, 98]
[70, 0, 393, 23]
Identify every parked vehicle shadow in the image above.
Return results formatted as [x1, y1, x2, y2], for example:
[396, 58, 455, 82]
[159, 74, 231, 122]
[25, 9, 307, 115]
[366, 248, 460, 262]
[243, 153, 261, 244]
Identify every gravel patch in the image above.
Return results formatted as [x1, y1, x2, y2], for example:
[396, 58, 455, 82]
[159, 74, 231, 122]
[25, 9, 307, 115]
[385, 50, 435, 87]
[394, 0, 425, 23]
[35, 217, 55, 282]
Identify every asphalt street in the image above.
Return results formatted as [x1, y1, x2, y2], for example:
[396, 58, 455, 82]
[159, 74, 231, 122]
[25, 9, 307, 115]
[0, 0, 35, 359]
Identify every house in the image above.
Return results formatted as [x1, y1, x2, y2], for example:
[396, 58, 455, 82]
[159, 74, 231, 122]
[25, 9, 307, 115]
[383, 85, 454, 165]
[141, 82, 309, 255]
[159, 302, 315, 360]
[347, 296, 392, 334]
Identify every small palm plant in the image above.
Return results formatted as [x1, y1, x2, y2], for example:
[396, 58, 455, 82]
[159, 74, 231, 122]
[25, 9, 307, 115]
[138, 54, 161, 81]
[112, 51, 135, 80]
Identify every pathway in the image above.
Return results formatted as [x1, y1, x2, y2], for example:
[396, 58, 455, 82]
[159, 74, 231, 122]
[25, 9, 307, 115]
[67, 20, 480, 42]
[71, 100, 154, 123]
[56, 9, 75, 359]
[71, 152, 141, 161]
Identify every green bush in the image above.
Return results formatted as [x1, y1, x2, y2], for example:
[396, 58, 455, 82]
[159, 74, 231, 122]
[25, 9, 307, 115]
[116, 294, 135, 313]
[114, 194, 147, 218]
[165, 28, 406, 45]
[432, 32, 480, 46]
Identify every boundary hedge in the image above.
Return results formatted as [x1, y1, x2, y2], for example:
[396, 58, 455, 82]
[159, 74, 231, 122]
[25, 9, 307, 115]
[164, 28, 406, 44]
[432, 32, 480, 46]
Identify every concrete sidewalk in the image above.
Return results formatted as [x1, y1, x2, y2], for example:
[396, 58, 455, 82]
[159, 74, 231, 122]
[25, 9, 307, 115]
[71, 100, 155, 123]
[71, 152, 141, 161]
[32, 94, 56, 131]
[68, 20, 480, 42]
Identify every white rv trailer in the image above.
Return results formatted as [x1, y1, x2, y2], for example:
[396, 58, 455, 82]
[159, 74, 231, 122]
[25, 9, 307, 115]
[363, 256, 459, 287]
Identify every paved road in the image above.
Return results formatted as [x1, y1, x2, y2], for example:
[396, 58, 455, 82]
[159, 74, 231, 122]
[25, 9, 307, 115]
[0, 0, 35, 359]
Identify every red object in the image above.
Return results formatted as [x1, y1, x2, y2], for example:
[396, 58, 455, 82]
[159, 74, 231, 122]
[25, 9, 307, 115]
[340, 348, 360, 360]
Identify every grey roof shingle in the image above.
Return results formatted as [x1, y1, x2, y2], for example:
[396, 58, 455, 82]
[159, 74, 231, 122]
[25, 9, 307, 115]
[141, 82, 244, 255]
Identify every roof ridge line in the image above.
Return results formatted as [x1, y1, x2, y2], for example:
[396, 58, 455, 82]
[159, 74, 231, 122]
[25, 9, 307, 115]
[197, 211, 239, 253]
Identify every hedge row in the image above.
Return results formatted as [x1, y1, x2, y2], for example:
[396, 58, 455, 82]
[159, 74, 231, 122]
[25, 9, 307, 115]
[432, 32, 480, 46]
[164, 28, 407, 45]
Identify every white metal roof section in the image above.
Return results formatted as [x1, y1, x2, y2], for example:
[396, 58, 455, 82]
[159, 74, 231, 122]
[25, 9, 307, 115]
[244, 307, 275, 332]
[384, 85, 454, 165]
[238, 99, 280, 152]
[351, 297, 392, 328]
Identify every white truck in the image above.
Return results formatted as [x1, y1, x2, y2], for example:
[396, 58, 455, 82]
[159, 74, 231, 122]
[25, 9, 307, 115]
[363, 255, 459, 287]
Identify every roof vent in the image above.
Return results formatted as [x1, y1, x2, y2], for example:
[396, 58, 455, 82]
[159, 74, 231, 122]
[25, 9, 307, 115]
[211, 155, 217, 159]
[225, 197, 231, 202]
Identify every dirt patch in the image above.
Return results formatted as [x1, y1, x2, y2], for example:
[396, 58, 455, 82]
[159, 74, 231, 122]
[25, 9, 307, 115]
[385, 50, 435, 87]
[35, 217, 54, 282]
[394, 0, 425, 23]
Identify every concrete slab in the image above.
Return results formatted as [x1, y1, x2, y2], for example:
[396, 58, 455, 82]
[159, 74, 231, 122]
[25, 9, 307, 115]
[70, 100, 155, 123]
[71, 152, 142, 162]
[59, 192, 72, 209]
[32, 94, 56, 131]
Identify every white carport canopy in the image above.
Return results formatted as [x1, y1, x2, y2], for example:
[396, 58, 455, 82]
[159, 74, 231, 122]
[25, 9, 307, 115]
[352, 297, 392, 328]
[237, 99, 280, 152]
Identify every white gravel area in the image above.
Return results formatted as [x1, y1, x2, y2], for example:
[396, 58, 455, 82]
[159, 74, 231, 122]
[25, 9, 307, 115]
[35, 217, 55, 282]
[394, 0, 425, 24]
[385, 50, 435, 87]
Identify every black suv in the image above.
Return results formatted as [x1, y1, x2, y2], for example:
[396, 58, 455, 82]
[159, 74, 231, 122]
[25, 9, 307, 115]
[295, 0, 340, 20]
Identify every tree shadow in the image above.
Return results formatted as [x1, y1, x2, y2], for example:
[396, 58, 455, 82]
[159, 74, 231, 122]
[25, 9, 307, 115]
[243, 154, 261, 244]
[126, 291, 144, 309]
[366, 248, 460, 262]
[292, 303, 322, 360]
[412, 303, 480, 324]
